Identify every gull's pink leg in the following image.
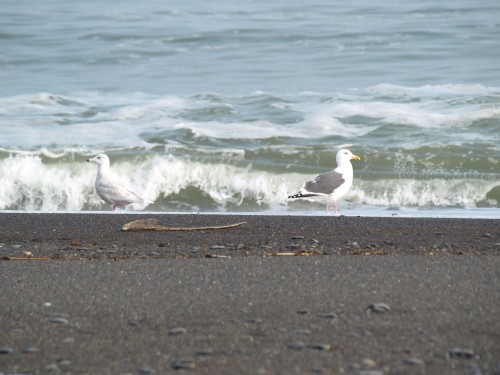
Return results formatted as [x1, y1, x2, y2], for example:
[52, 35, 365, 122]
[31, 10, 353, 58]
[326, 199, 329, 216]
[333, 200, 338, 215]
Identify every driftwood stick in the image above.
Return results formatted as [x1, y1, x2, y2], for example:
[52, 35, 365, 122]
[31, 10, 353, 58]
[122, 219, 247, 232]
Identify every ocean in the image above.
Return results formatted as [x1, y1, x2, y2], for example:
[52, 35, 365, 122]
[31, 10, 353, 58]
[1, 0, 499, 217]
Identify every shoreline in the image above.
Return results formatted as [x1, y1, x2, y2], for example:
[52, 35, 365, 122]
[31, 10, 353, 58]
[0, 212, 498, 259]
[1, 206, 499, 219]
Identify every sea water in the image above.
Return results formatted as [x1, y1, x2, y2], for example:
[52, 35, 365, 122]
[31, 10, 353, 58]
[1, 0, 499, 217]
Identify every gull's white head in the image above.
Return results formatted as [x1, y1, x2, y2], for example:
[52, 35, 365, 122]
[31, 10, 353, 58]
[87, 153, 111, 169]
[336, 149, 361, 165]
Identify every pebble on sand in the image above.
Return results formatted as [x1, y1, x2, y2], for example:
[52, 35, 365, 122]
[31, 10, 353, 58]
[306, 343, 331, 351]
[366, 303, 390, 313]
[447, 347, 475, 359]
[23, 347, 39, 353]
[404, 357, 424, 366]
[195, 348, 214, 356]
[172, 358, 195, 370]
[49, 317, 70, 325]
[287, 341, 305, 350]
[169, 327, 187, 336]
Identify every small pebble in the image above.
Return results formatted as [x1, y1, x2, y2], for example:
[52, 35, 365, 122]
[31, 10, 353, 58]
[448, 347, 475, 359]
[205, 254, 231, 258]
[138, 367, 154, 374]
[292, 236, 304, 240]
[306, 343, 331, 351]
[128, 319, 139, 326]
[347, 241, 359, 248]
[245, 318, 262, 324]
[195, 348, 214, 356]
[366, 303, 390, 313]
[23, 347, 39, 353]
[404, 357, 424, 366]
[49, 317, 70, 325]
[169, 327, 187, 336]
[209, 245, 225, 250]
[171, 358, 195, 370]
[296, 309, 310, 315]
[316, 312, 337, 319]
[287, 341, 305, 350]
[482, 233, 492, 238]
[361, 358, 376, 368]
[0, 347, 14, 354]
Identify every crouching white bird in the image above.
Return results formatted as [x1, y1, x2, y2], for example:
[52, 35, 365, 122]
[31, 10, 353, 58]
[288, 149, 361, 215]
[87, 153, 145, 211]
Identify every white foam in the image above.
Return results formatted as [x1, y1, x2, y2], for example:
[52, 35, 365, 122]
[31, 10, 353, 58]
[133, 155, 293, 208]
[0, 155, 95, 211]
[349, 179, 499, 208]
[1, 154, 496, 211]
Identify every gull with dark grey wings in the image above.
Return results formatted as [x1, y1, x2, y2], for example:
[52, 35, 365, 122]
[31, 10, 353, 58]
[288, 149, 361, 215]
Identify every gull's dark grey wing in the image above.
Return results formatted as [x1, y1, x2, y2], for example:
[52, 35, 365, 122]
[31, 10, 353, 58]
[303, 170, 345, 195]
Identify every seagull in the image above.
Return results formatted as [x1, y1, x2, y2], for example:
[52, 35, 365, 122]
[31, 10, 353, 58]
[288, 149, 361, 215]
[87, 154, 145, 211]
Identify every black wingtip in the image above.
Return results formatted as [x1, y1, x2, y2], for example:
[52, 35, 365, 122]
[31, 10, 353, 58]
[288, 192, 318, 199]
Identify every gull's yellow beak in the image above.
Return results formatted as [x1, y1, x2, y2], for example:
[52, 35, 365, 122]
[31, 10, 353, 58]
[351, 154, 361, 161]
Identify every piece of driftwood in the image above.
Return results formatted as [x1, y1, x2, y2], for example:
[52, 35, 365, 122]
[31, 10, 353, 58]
[121, 219, 247, 232]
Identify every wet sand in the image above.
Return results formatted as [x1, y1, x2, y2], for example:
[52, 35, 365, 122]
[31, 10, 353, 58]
[0, 213, 499, 374]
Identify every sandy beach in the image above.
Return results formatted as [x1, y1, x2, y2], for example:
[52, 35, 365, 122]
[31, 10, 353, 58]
[1, 213, 499, 374]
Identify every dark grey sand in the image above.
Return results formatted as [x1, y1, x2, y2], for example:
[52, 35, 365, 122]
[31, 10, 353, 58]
[0, 213, 499, 374]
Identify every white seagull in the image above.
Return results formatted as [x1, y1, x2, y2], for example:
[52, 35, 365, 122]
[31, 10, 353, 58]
[87, 153, 145, 211]
[288, 149, 361, 215]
